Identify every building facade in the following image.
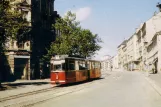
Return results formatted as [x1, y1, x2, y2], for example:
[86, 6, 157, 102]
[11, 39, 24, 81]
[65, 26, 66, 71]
[2, 0, 58, 81]
[117, 40, 127, 70]
[3, 0, 32, 81]
[101, 55, 112, 72]
[112, 55, 119, 70]
[117, 11, 161, 73]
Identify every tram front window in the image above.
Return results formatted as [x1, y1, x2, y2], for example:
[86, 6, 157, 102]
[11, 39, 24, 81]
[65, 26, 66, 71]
[54, 63, 65, 71]
[54, 64, 62, 71]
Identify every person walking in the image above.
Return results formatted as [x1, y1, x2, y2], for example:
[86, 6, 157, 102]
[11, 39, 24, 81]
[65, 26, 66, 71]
[40, 68, 43, 79]
[111, 66, 113, 71]
[152, 64, 156, 74]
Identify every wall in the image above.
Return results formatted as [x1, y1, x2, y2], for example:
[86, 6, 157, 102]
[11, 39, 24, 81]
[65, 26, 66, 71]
[158, 35, 161, 73]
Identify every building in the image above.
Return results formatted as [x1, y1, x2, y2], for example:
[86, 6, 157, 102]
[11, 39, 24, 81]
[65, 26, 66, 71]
[125, 34, 139, 71]
[117, 10, 161, 72]
[3, 0, 32, 80]
[112, 55, 119, 70]
[146, 31, 161, 73]
[2, 0, 58, 81]
[117, 40, 127, 70]
[135, 12, 161, 72]
[101, 55, 112, 72]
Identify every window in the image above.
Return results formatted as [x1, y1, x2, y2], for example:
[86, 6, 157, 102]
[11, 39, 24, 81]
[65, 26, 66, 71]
[54, 64, 62, 71]
[18, 41, 24, 49]
[91, 62, 95, 69]
[50, 64, 54, 71]
[95, 62, 100, 69]
[78, 61, 87, 70]
[62, 63, 66, 70]
[69, 60, 75, 70]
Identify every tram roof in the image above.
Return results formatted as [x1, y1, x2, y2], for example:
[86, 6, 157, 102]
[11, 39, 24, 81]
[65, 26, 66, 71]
[51, 56, 100, 62]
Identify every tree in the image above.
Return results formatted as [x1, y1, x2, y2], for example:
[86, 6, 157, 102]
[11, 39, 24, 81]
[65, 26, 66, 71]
[0, 0, 28, 87]
[44, 11, 102, 60]
[0, 0, 28, 53]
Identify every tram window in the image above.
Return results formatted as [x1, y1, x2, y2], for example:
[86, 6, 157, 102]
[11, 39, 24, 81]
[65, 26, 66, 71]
[85, 62, 89, 70]
[94, 62, 97, 68]
[95, 62, 99, 68]
[50, 64, 54, 71]
[69, 60, 75, 70]
[54, 64, 62, 71]
[69, 63, 75, 70]
[79, 61, 87, 70]
[62, 63, 66, 70]
[91, 62, 95, 68]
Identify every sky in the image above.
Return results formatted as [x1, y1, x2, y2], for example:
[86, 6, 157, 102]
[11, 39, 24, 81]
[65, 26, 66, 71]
[54, 0, 161, 60]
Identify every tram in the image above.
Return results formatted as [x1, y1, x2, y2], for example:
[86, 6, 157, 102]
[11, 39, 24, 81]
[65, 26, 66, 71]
[50, 55, 101, 85]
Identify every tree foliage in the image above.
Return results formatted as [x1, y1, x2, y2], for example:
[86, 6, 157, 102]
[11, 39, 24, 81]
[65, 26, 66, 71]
[45, 11, 102, 60]
[0, 0, 28, 54]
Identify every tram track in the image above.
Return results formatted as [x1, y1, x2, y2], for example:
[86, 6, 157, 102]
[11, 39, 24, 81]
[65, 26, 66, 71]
[0, 86, 60, 102]
[0, 72, 110, 103]
[0, 72, 111, 107]
[2, 82, 92, 107]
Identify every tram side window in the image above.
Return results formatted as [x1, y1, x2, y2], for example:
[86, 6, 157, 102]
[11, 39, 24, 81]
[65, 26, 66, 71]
[91, 62, 95, 69]
[86, 62, 89, 70]
[95, 62, 97, 69]
[79, 61, 87, 70]
[62, 63, 66, 70]
[95, 62, 100, 69]
[69, 60, 75, 70]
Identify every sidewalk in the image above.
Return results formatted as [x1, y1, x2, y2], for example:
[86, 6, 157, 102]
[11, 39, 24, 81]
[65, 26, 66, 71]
[0, 79, 55, 99]
[148, 73, 161, 88]
[144, 72, 161, 95]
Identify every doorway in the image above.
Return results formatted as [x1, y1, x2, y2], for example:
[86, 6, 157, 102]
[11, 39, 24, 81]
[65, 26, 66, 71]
[14, 58, 28, 79]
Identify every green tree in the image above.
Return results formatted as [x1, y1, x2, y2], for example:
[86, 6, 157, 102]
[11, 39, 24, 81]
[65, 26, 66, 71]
[44, 11, 102, 60]
[0, 0, 28, 87]
[0, 0, 28, 53]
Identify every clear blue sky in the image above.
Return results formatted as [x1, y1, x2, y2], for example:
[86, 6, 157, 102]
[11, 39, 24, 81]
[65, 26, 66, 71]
[54, 0, 160, 59]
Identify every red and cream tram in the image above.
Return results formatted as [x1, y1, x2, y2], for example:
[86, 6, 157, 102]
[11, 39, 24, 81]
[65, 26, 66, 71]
[50, 55, 101, 85]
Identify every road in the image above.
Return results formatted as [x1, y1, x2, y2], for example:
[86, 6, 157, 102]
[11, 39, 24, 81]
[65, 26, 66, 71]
[32, 71, 161, 107]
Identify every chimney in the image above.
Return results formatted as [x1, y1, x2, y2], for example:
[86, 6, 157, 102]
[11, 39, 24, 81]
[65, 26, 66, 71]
[156, 3, 161, 12]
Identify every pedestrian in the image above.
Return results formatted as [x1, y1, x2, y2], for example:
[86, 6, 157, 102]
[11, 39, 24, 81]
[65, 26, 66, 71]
[145, 64, 149, 77]
[111, 66, 113, 71]
[152, 64, 155, 74]
[40, 68, 43, 79]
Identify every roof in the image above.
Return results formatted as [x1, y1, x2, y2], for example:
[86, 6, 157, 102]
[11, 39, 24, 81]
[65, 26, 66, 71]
[117, 40, 127, 48]
[51, 56, 100, 62]
[135, 23, 144, 34]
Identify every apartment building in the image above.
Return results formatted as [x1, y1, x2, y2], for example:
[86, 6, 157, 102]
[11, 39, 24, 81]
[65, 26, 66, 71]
[2, 0, 58, 81]
[137, 12, 161, 72]
[112, 55, 119, 70]
[124, 34, 138, 71]
[146, 32, 160, 73]
[101, 55, 112, 72]
[117, 11, 161, 72]
[117, 40, 127, 70]
[3, 0, 32, 81]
